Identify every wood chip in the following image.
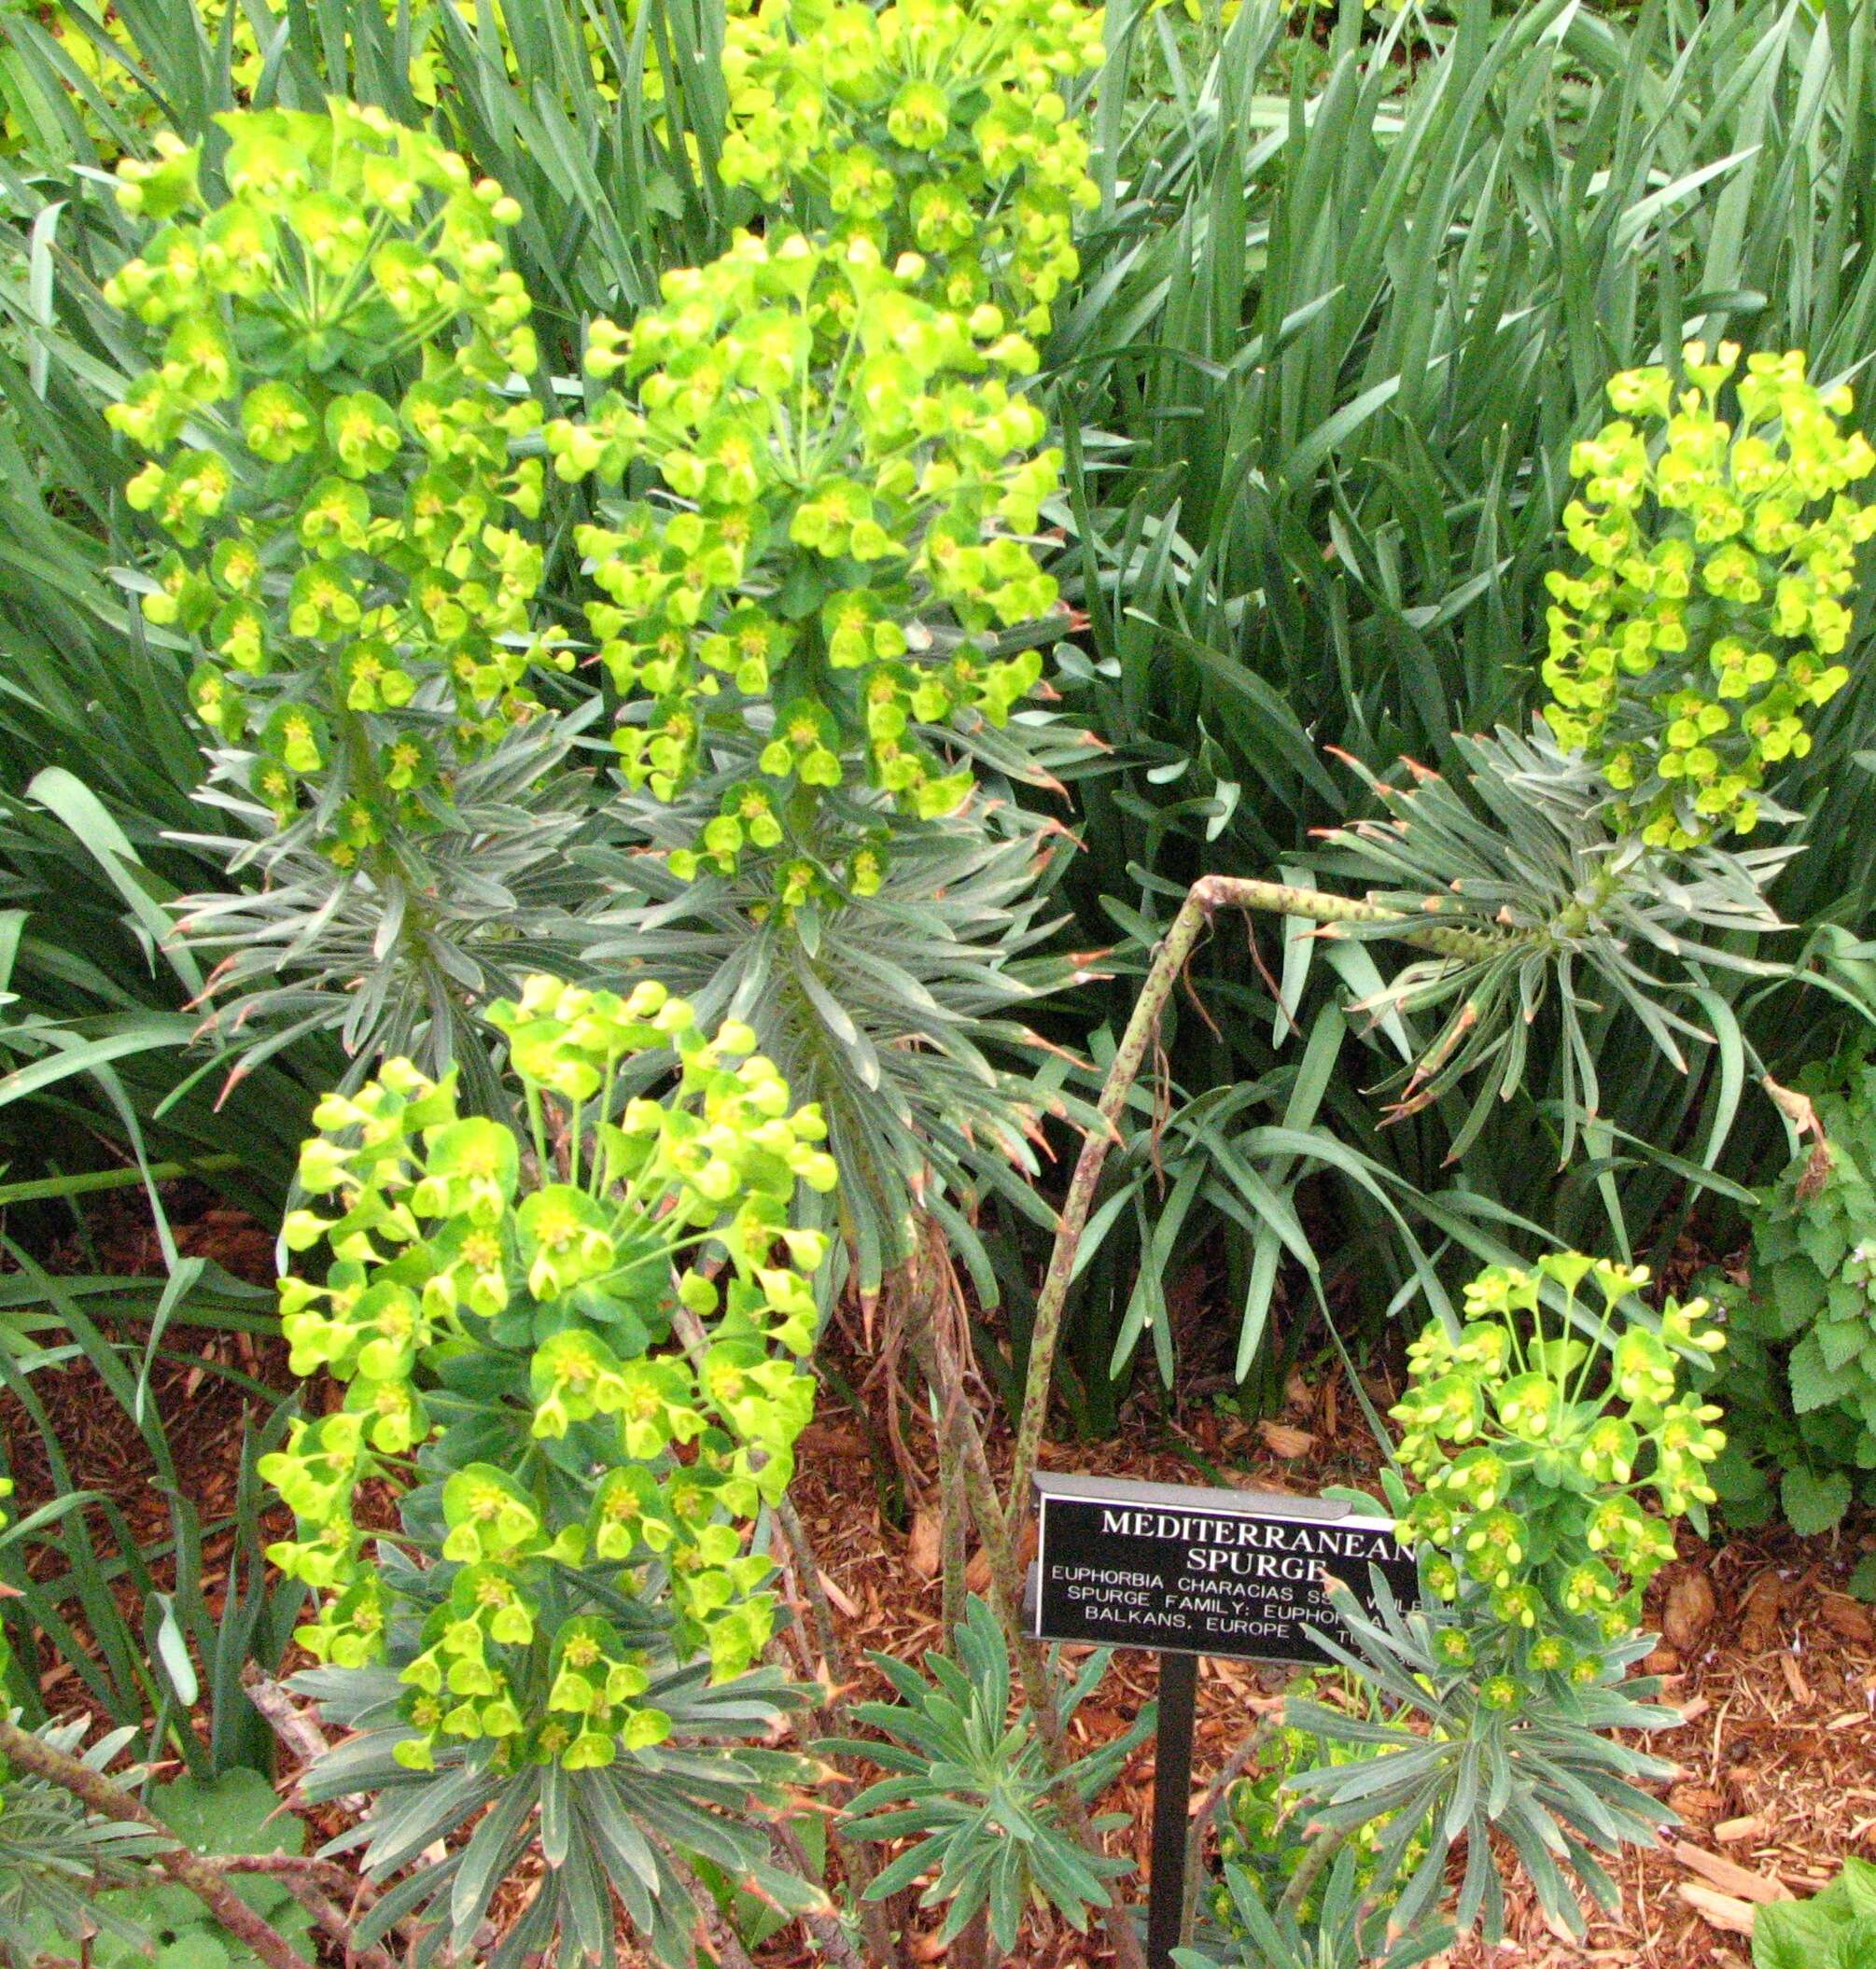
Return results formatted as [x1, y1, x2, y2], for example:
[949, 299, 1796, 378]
[1257, 1421, 1316, 1459]
[1739, 1572, 1789, 1654]
[1668, 1784, 1724, 1823]
[1664, 1568, 1718, 1652]
[1715, 1815, 1767, 1845]
[1781, 1652, 1813, 1707]
[906, 1506, 941, 1581]
[1677, 1883, 1758, 1936]
[1672, 1841, 1794, 1904]
[796, 1422, 868, 1459]
[818, 1569, 859, 1618]
[1542, 1907, 1580, 1944]
[1820, 1594, 1876, 1645]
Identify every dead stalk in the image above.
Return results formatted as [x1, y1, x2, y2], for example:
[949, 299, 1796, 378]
[1006, 873, 1485, 1536]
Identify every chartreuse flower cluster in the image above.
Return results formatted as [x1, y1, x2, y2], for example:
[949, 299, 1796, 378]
[1391, 1252, 1725, 1693]
[719, 0, 1104, 336]
[104, 103, 562, 865]
[546, 227, 1058, 886]
[1544, 342, 1876, 850]
[257, 974, 834, 1774]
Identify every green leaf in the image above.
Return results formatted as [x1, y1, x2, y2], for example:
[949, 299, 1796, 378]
[1843, 1927, 1876, 1969]
[1768, 1260, 1827, 1340]
[1790, 1333, 1864, 1416]
[1780, 1467, 1853, 1538]
[1838, 1860, 1876, 1922]
[153, 1596, 199, 1708]
[153, 1939, 232, 1969]
[1754, 1895, 1855, 1969]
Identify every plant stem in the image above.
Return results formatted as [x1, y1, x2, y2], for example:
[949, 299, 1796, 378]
[776, 1491, 847, 1678]
[1279, 1821, 1351, 1922]
[770, 1822, 870, 1969]
[660, 1839, 763, 1969]
[936, 1402, 968, 1640]
[1006, 873, 1501, 1533]
[261, 1870, 397, 1969]
[241, 1668, 370, 1816]
[952, 1906, 990, 1969]
[0, 1715, 307, 1969]
[1178, 1711, 1281, 1945]
[670, 1300, 904, 1969]
[769, 1495, 907, 1969]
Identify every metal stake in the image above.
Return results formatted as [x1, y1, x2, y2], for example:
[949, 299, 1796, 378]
[1145, 1650, 1197, 1969]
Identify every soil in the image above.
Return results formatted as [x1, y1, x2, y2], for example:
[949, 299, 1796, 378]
[5, 1189, 1874, 1969]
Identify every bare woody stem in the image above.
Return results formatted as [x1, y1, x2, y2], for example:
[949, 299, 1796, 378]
[1005, 873, 1505, 1534]
[771, 1821, 871, 1969]
[1279, 1820, 1352, 1921]
[658, 1839, 763, 1969]
[1178, 1711, 1281, 1945]
[0, 1715, 308, 1969]
[770, 1492, 907, 1969]
[272, 1873, 398, 1969]
[937, 1407, 969, 1640]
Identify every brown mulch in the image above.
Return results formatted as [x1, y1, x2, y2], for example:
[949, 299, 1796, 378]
[5, 1193, 1876, 1968]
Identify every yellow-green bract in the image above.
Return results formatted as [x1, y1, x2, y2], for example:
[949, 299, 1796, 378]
[1543, 341, 1876, 850]
[1390, 1251, 1725, 1683]
[105, 102, 558, 866]
[258, 974, 833, 1774]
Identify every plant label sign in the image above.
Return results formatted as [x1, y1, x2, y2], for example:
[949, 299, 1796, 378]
[1029, 1471, 1416, 1665]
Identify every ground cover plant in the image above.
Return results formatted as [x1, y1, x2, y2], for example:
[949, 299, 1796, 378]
[0, 0, 1873, 1962]
[1703, 1048, 1876, 1537]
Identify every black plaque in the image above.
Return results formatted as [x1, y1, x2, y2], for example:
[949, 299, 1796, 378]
[1031, 1471, 1416, 1665]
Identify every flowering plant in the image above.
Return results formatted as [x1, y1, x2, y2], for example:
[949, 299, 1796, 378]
[1702, 1053, 1876, 1536]
[548, 226, 1060, 890]
[258, 972, 833, 1778]
[1390, 1250, 1725, 1690]
[105, 102, 559, 867]
[1211, 1669, 1425, 1935]
[535, 0, 1099, 910]
[1543, 342, 1876, 849]
[719, 0, 1104, 334]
